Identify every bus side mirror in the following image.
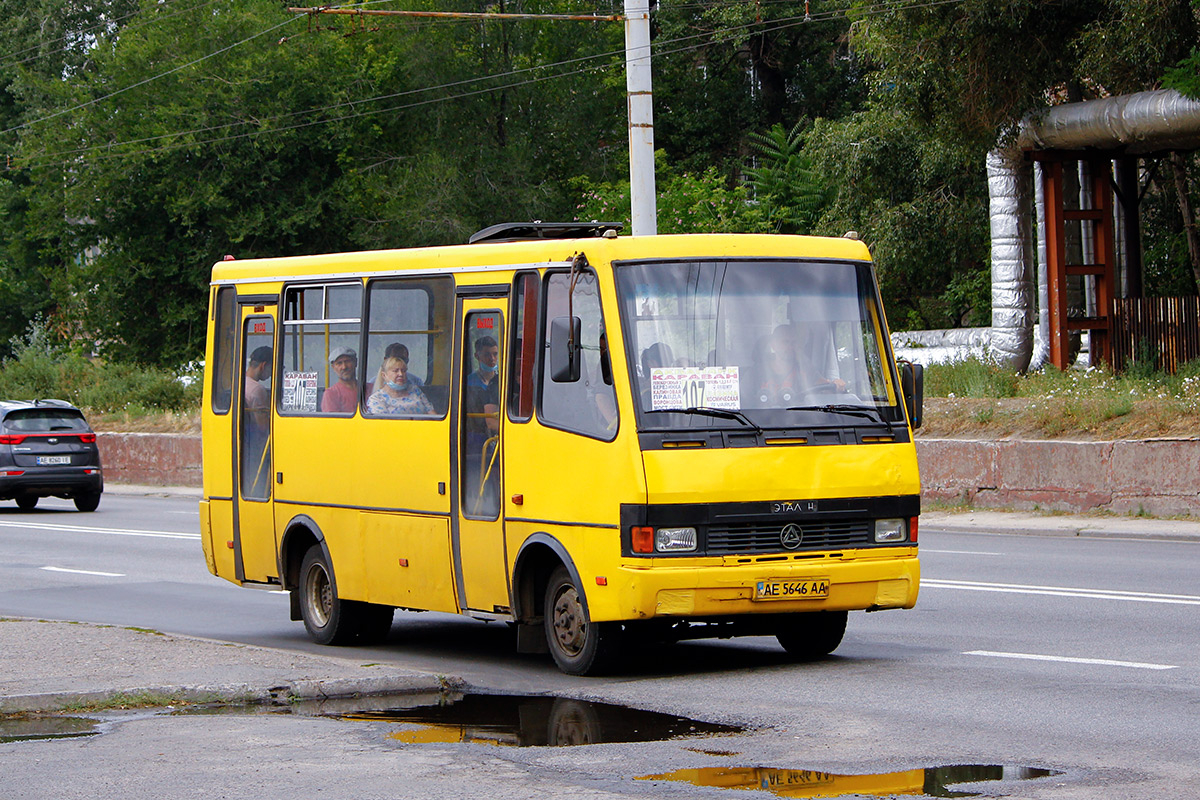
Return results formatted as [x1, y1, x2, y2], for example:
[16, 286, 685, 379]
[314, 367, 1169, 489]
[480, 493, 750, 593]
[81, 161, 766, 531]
[900, 360, 924, 429]
[549, 315, 582, 383]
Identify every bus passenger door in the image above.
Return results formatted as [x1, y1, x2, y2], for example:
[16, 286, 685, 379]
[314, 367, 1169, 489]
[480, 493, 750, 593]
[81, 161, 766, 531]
[235, 305, 278, 583]
[452, 301, 510, 613]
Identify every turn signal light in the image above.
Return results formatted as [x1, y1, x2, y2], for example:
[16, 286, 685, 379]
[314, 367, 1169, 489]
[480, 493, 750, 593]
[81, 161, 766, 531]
[631, 526, 654, 554]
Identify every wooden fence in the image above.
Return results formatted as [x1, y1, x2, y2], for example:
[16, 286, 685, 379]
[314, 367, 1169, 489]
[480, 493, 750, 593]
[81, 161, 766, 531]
[1110, 296, 1200, 373]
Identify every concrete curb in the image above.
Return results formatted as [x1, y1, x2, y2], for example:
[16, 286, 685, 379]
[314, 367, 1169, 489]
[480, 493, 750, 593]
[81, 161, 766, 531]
[921, 510, 1200, 542]
[0, 676, 458, 715]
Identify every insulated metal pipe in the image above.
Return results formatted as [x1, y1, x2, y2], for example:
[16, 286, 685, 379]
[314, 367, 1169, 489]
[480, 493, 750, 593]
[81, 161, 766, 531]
[986, 149, 1035, 372]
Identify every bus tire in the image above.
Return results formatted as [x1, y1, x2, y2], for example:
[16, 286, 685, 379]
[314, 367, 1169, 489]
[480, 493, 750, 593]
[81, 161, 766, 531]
[299, 545, 361, 646]
[544, 565, 619, 675]
[776, 610, 848, 660]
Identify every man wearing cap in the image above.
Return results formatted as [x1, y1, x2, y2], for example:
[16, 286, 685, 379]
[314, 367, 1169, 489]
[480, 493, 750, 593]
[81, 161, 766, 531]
[321, 346, 359, 413]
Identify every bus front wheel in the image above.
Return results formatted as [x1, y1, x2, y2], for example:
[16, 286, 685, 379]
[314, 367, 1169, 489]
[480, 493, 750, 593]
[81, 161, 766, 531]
[544, 565, 619, 675]
[776, 610, 848, 659]
[299, 545, 393, 645]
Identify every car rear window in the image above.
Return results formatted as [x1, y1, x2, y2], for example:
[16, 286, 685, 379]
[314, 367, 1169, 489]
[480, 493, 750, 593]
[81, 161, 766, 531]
[3, 409, 90, 432]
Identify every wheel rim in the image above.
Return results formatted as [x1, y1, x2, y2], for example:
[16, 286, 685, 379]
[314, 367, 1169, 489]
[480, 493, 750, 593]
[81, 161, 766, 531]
[551, 585, 587, 657]
[303, 562, 333, 629]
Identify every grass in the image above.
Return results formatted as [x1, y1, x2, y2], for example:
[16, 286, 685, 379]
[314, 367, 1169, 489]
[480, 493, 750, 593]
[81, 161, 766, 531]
[920, 355, 1200, 439]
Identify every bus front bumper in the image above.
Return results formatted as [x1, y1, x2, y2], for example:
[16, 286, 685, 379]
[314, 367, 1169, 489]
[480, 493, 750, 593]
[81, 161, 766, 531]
[596, 548, 920, 621]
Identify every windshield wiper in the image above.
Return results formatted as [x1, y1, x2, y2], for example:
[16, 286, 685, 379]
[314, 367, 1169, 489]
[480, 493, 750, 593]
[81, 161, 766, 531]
[786, 404, 892, 430]
[645, 406, 762, 433]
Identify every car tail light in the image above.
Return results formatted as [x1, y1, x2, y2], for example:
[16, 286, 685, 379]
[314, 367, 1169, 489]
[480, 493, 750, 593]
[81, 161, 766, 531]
[79, 433, 97, 443]
[0, 434, 26, 445]
[1, 470, 24, 476]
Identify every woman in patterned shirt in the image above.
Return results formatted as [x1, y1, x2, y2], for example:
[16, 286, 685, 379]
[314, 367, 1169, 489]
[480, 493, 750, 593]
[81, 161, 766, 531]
[366, 353, 434, 416]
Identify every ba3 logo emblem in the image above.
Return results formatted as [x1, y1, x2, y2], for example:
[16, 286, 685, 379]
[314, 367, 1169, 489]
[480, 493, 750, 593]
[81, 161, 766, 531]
[780, 523, 804, 550]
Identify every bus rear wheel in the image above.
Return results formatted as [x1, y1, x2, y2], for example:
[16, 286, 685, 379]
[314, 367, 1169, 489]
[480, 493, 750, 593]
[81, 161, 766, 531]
[299, 545, 393, 645]
[775, 610, 848, 660]
[544, 565, 619, 676]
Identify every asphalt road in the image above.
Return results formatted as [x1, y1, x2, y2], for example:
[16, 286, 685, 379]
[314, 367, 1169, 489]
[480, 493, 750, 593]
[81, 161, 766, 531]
[1, 493, 1198, 800]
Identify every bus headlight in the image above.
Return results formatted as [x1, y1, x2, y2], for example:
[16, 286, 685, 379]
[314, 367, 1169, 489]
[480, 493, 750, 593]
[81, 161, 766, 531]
[874, 518, 907, 543]
[655, 527, 697, 552]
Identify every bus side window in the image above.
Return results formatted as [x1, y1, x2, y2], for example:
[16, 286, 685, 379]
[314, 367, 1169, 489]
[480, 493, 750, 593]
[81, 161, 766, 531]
[363, 277, 453, 418]
[280, 283, 362, 415]
[508, 272, 538, 422]
[539, 271, 618, 440]
[210, 287, 236, 414]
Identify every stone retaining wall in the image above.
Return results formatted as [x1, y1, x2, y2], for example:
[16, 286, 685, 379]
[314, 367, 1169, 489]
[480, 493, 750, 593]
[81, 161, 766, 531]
[98, 433, 203, 488]
[97, 433, 1199, 516]
[917, 438, 1200, 516]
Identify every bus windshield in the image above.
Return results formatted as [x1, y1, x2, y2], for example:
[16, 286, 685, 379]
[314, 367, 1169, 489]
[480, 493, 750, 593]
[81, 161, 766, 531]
[613, 259, 903, 429]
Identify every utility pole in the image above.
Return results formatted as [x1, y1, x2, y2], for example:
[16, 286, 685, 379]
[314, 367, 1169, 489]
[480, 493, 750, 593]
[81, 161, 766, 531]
[624, 0, 657, 236]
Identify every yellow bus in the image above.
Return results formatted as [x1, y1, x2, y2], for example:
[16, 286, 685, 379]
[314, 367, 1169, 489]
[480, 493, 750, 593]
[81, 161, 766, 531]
[199, 223, 923, 675]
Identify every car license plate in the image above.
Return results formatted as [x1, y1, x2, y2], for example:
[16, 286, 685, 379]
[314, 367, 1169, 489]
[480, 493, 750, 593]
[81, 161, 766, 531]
[36, 456, 72, 465]
[754, 577, 830, 601]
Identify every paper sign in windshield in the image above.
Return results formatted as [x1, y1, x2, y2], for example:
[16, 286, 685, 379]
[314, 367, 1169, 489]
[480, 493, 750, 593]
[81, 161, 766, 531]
[650, 366, 740, 410]
[282, 371, 319, 413]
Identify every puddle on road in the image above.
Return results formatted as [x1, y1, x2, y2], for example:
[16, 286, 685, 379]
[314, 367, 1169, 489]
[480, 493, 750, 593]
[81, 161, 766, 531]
[0, 716, 99, 743]
[340, 692, 742, 747]
[640, 763, 1062, 798]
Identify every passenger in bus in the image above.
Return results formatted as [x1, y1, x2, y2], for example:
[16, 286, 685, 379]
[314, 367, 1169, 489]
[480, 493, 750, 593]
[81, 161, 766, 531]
[383, 342, 424, 388]
[321, 346, 359, 413]
[244, 346, 272, 428]
[756, 325, 846, 406]
[366, 352, 434, 415]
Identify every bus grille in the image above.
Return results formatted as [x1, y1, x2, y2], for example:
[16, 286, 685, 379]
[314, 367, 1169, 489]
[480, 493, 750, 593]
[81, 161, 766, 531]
[707, 520, 873, 554]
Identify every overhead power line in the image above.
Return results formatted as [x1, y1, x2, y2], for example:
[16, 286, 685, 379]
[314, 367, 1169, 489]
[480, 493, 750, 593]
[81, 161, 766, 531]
[8, 0, 969, 169]
[288, 6, 623, 22]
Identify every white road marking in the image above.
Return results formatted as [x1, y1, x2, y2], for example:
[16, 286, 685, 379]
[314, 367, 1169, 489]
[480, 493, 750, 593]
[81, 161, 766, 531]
[923, 578, 1200, 606]
[965, 650, 1177, 670]
[41, 566, 125, 578]
[0, 519, 198, 540]
[922, 549, 1004, 555]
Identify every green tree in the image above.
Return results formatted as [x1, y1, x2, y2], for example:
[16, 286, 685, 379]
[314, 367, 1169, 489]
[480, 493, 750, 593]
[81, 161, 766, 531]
[573, 152, 769, 234]
[743, 122, 829, 235]
[6, 0, 629, 364]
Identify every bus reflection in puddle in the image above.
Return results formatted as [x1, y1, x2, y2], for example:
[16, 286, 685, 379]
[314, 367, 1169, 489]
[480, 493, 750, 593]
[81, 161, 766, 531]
[639, 763, 1063, 798]
[339, 692, 741, 747]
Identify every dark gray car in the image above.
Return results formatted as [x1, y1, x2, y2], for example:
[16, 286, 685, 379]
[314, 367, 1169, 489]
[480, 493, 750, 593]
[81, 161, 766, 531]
[0, 399, 103, 512]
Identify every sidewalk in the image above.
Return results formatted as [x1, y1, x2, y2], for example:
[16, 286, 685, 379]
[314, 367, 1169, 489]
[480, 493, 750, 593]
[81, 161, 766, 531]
[0, 619, 452, 715]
